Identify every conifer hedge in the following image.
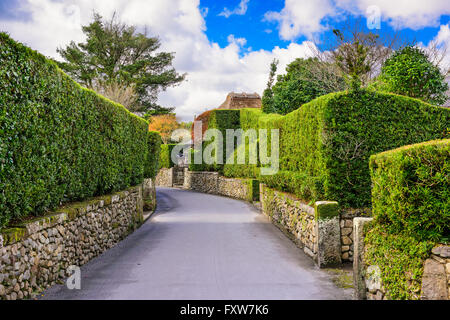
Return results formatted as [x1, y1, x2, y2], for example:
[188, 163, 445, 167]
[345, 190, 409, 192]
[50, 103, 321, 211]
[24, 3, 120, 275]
[0, 33, 160, 228]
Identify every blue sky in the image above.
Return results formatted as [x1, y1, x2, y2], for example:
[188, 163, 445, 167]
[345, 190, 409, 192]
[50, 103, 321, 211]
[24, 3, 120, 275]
[0, 0, 449, 120]
[200, 0, 450, 52]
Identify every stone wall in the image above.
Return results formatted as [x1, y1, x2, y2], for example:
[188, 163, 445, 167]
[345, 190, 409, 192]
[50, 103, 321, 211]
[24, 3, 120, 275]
[260, 184, 341, 268]
[340, 209, 371, 263]
[353, 217, 450, 300]
[183, 170, 253, 201]
[0, 185, 147, 300]
[421, 246, 450, 300]
[155, 167, 173, 187]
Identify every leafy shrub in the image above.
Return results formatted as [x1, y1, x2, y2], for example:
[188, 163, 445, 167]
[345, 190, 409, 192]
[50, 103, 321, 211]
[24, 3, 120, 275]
[262, 57, 346, 115]
[0, 33, 160, 228]
[159, 144, 176, 168]
[364, 224, 435, 300]
[379, 46, 449, 106]
[145, 131, 162, 178]
[370, 139, 449, 242]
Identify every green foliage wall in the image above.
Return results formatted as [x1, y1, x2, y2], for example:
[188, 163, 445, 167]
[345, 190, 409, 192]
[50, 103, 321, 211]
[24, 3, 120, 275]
[0, 33, 160, 228]
[220, 92, 449, 208]
[370, 139, 449, 242]
[159, 144, 176, 169]
[145, 131, 162, 178]
[364, 139, 449, 299]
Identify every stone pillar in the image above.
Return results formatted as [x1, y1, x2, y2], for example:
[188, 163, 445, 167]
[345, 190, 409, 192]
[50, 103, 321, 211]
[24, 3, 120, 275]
[353, 217, 373, 300]
[142, 178, 156, 212]
[315, 201, 342, 268]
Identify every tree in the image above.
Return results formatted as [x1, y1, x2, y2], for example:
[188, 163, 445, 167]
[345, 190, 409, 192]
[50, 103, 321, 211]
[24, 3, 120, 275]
[91, 81, 137, 110]
[148, 114, 180, 144]
[263, 57, 346, 115]
[378, 46, 449, 105]
[313, 19, 408, 90]
[57, 12, 185, 114]
[261, 58, 279, 113]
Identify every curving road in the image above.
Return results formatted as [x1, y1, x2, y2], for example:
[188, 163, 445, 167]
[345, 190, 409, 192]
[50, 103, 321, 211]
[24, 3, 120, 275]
[41, 187, 352, 300]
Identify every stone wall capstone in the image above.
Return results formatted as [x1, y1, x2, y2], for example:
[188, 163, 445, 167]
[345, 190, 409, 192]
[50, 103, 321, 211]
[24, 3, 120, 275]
[0, 184, 148, 300]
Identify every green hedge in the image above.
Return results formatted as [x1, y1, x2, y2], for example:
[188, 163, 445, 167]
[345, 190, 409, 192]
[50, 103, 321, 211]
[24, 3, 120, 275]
[159, 144, 177, 169]
[227, 91, 449, 207]
[145, 131, 162, 178]
[364, 140, 449, 300]
[370, 139, 449, 242]
[0, 33, 160, 228]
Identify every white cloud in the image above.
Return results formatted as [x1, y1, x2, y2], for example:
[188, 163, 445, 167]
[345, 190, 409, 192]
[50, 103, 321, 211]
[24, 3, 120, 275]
[1, 1, 448, 121]
[264, 0, 337, 40]
[335, 0, 450, 30]
[0, 0, 315, 121]
[267, 0, 450, 40]
[219, 0, 250, 18]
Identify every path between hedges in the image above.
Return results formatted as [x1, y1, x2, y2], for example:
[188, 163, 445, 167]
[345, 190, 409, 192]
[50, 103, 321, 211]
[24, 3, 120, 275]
[40, 187, 352, 300]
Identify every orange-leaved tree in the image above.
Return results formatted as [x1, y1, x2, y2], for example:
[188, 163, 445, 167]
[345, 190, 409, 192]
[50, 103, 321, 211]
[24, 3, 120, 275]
[148, 114, 180, 144]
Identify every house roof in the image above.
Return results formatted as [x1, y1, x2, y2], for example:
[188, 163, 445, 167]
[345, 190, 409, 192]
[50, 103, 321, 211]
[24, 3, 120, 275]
[218, 92, 262, 109]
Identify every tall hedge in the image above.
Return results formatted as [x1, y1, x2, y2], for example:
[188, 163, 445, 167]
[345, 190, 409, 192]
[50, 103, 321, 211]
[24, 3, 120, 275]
[145, 131, 162, 178]
[159, 144, 176, 169]
[369, 139, 449, 242]
[363, 139, 448, 299]
[0, 33, 160, 228]
[218, 91, 449, 207]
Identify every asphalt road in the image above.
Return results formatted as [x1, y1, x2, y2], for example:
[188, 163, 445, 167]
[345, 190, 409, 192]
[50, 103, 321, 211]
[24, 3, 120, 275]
[41, 187, 352, 300]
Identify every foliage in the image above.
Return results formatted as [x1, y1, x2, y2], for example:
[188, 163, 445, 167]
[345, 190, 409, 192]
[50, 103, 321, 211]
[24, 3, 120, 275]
[379, 46, 449, 105]
[218, 91, 449, 208]
[57, 13, 185, 114]
[145, 132, 162, 178]
[261, 58, 279, 113]
[370, 139, 449, 242]
[262, 57, 346, 115]
[148, 114, 180, 144]
[0, 33, 160, 228]
[364, 224, 435, 300]
[159, 144, 177, 169]
[205, 109, 241, 171]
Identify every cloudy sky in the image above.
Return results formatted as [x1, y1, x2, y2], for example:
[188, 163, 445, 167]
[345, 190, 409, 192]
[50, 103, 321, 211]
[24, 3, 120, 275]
[0, 0, 449, 120]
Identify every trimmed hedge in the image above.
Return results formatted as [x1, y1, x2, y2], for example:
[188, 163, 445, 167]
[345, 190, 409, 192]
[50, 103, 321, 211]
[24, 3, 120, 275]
[364, 140, 448, 300]
[159, 144, 177, 169]
[145, 131, 162, 178]
[222, 91, 449, 207]
[0, 33, 160, 228]
[370, 139, 449, 242]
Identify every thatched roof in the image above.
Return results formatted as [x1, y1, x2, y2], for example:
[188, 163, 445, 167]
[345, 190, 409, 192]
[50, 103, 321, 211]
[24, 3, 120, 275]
[218, 92, 261, 109]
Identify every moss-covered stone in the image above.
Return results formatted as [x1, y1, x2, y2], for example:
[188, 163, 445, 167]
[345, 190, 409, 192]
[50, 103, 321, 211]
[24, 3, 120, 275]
[315, 201, 339, 220]
[1, 227, 28, 245]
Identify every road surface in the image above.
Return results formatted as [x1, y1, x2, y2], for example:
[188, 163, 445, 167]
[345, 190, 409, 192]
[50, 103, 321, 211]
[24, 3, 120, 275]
[41, 187, 352, 300]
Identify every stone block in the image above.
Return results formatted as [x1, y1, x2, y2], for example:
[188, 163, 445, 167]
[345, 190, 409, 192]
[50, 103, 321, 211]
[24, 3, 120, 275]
[421, 259, 448, 300]
[315, 201, 341, 268]
[432, 246, 450, 258]
[352, 217, 374, 300]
